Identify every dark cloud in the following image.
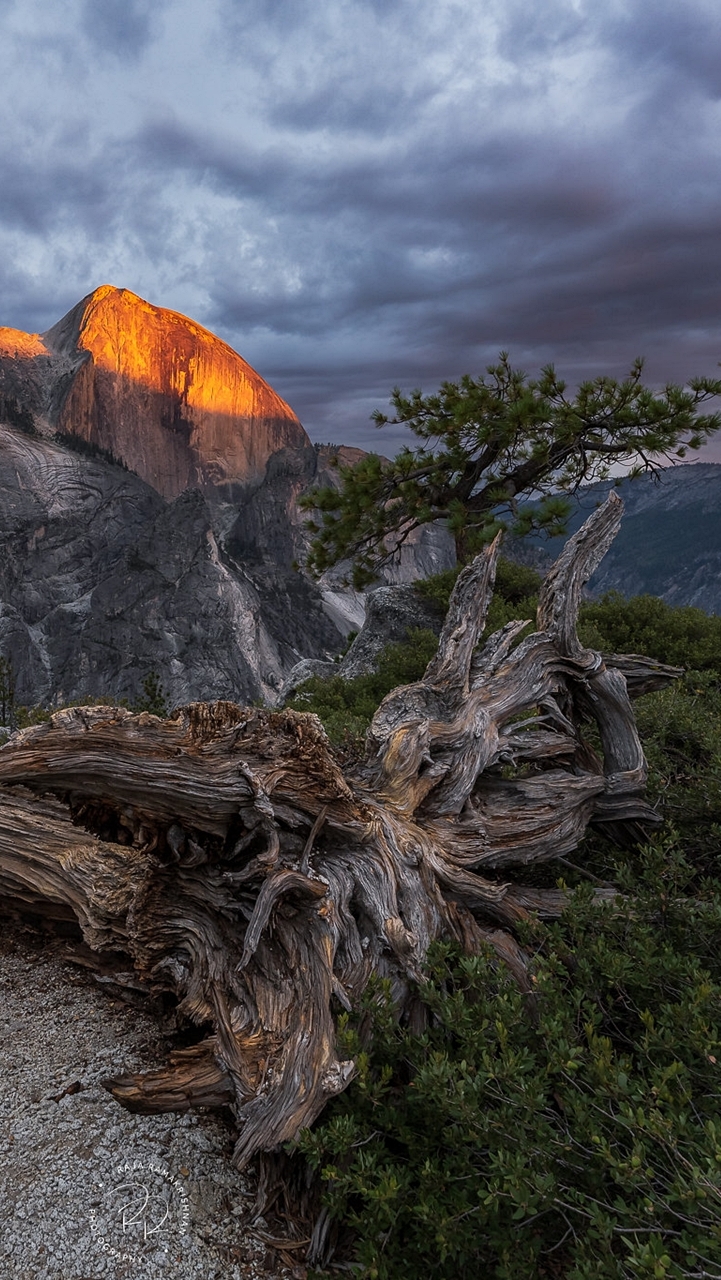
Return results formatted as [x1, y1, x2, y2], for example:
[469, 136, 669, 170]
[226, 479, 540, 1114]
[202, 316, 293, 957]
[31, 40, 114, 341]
[608, 0, 721, 98]
[0, 148, 113, 235]
[81, 0, 158, 57]
[0, 0, 720, 465]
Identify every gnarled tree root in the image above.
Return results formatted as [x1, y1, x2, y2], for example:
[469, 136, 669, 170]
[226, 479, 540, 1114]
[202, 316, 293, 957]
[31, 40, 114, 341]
[0, 492, 680, 1173]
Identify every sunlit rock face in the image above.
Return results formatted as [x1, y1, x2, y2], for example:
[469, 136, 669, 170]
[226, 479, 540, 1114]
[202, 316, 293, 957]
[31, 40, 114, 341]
[0, 286, 459, 709]
[1, 285, 309, 499]
[0, 330, 47, 359]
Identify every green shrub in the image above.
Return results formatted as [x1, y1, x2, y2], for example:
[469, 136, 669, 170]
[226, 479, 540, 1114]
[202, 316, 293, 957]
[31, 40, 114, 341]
[299, 838, 721, 1280]
[413, 557, 547, 614]
[289, 570, 721, 1279]
[0, 654, 16, 728]
[15, 704, 51, 728]
[413, 564, 461, 614]
[133, 671, 169, 716]
[578, 594, 721, 673]
[633, 672, 721, 877]
[287, 628, 439, 750]
[1, 671, 170, 735]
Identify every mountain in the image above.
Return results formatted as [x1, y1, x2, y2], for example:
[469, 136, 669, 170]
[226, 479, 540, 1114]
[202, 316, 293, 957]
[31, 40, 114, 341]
[0, 285, 308, 499]
[0, 426, 351, 709]
[4, 285, 716, 715]
[0, 288, 454, 711]
[535, 464, 721, 614]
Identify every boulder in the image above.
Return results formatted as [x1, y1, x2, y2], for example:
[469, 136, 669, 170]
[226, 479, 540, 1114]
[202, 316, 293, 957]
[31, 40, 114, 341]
[336, 584, 443, 680]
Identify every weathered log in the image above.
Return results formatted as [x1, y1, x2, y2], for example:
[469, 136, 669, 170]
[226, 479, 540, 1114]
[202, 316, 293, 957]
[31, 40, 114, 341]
[0, 491, 679, 1169]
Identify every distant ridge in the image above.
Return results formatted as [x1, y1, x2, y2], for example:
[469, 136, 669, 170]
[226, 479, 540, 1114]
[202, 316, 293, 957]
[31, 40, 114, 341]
[536, 463, 721, 615]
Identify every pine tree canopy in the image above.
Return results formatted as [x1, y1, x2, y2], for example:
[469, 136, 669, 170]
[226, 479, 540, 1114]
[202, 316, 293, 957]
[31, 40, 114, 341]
[302, 354, 721, 587]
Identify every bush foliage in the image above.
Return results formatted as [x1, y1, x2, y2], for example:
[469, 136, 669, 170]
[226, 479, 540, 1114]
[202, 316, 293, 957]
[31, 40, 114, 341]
[299, 839, 721, 1279]
[0, 670, 170, 742]
[579, 595, 721, 673]
[288, 566, 721, 1279]
[287, 628, 440, 751]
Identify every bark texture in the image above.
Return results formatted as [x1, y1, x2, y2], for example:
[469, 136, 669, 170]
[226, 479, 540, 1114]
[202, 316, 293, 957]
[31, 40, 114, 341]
[0, 492, 680, 1171]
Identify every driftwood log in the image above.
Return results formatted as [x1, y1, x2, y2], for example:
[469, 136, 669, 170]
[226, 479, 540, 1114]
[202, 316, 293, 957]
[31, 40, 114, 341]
[0, 492, 680, 1173]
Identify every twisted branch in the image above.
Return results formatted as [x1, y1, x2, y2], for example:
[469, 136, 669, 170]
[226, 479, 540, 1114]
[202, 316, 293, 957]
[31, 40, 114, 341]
[0, 493, 679, 1166]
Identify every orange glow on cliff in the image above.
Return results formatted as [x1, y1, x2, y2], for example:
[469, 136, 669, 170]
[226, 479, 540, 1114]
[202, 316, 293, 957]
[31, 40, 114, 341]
[0, 328, 49, 359]
[73, 285, 299, 423]
[4, 284, 313, 499]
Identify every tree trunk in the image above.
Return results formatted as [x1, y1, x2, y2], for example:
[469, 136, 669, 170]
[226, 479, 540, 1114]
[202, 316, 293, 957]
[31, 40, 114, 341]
[0, 492, 680, 1171]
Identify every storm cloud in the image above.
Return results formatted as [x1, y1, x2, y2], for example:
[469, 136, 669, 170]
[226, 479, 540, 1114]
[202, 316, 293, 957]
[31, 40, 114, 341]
[1, 0, 721, 458]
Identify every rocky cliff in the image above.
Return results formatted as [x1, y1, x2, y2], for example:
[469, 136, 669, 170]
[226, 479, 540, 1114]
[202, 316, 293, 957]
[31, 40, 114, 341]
[0, 285, 308, 499]
[5, 284, 716, 716]
[0, 425, 346, 709]
[0, 277, 455, 712]
[0, 288, 392, 710]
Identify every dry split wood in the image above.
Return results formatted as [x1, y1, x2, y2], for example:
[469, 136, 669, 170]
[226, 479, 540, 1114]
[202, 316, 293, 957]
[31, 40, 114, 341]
[0, 492, 680, 1170]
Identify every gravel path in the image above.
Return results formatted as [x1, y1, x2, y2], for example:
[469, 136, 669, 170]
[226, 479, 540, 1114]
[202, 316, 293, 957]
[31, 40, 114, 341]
[0, 924, 303, 1280]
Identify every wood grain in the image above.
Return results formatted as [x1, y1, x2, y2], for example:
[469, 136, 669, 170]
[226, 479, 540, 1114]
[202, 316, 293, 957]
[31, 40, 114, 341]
[0, 492, 678, 1167]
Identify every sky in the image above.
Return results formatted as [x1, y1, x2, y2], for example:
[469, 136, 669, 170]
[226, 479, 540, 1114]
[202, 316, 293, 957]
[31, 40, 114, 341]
[1, 0, 721, 461]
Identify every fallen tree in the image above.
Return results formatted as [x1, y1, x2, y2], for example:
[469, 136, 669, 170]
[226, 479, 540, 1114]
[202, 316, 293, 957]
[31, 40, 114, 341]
[0, 492, 680, 1174]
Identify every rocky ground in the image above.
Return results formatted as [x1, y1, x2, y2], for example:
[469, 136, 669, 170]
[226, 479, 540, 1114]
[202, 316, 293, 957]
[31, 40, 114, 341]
[0, 923, 306, 1280]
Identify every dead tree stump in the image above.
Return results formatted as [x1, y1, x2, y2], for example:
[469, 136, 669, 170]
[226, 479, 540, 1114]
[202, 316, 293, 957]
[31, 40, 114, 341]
[0, 493, 680, 1167]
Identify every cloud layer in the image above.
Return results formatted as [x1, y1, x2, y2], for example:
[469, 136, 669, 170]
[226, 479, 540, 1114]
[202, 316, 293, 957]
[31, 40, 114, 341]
[1, 0, 721, 459]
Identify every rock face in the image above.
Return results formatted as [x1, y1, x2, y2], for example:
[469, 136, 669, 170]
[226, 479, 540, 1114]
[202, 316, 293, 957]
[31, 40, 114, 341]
[0, 426, 342, 710]
[20, 285, 714, 711]
[0, 282, 456, 712]
[0, 411, 452, 714]
[224, 441, 455, 618]
[535, 464, 721, 614]
[279, 583, 444, 700]
[337, 585, 443, 679]
[1, 285, 309, 499]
